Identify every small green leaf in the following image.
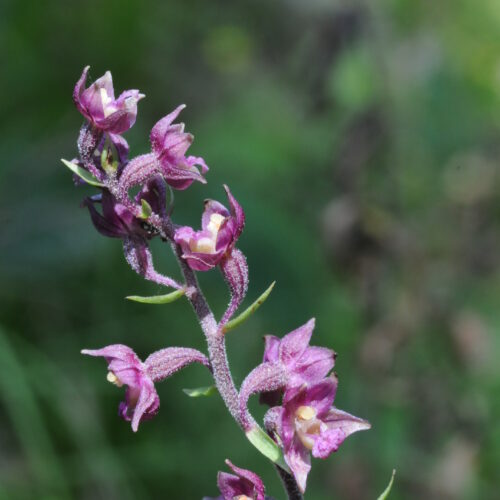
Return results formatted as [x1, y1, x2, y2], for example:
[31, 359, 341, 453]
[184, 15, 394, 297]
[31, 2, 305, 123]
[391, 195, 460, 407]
[182, 385, 217, 397]
[224, 281, 276, 333]
[61, 158, 104, 187]
[140, 199, 153, 220]
[126, 289, 185, 304]
[246, 426, 289, 472]
[377, 469, 396, 500]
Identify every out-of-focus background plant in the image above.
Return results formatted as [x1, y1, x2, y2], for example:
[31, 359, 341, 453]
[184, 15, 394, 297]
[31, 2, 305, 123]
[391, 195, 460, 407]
[1, 0, 499, 498]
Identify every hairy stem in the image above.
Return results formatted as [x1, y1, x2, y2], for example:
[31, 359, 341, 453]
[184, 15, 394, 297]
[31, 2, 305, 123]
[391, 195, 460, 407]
[96, 153, 300, 497]
[276, 466, 304, 500]
[165, 220, 247, 427]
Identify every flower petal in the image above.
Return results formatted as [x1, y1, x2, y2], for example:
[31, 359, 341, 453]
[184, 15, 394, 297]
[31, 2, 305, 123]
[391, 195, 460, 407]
[131, 379, 160, 432]
[284, 436, 311, 493]
[278, 318, 315, 367]
[150, 104, 186, 154]
[224, 185, 245, 239]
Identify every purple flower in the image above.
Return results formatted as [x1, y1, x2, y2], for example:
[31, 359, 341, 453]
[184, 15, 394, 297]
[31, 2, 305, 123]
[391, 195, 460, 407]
[83, 189, 148, 240]
[150, 104, 208, 189]
[265, 376, 370, 492]
[84, 182, 182, 290]
[119, 105, 208, 191]
[174, 185, 245, 271]
[82, 345, 209, 431]
[73, 66, 144, 134]
[203, 460, 267, 500]
[260, 319, 336, 406]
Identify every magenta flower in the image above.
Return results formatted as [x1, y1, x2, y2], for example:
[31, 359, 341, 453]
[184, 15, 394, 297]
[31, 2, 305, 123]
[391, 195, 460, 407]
[265, 375, 370, 492]
[150, 104, 209, 189]
[73, 66, 144, 134]
[259, 319, 336, 406]
[82, 344, 209, 431]
[83, 180, 182, 290]
[204, 460, 268, 500]
[174, 185, 245, 271]
[119, 104, 208, 191]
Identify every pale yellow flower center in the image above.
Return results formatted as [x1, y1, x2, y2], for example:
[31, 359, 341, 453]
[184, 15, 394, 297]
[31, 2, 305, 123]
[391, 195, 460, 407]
[106, 371, 123, 387]
[100, 88, 116, 117]
[190, 213, 226, 254]
[234, 496, 251, 500]
[295, 405, 321, 450]
[296, 405, 316, 421]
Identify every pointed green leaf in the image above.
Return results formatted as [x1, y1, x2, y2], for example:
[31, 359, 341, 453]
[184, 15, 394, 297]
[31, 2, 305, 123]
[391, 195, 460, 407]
[224, 281, 276, 333]
[126, 289, 185, 304]
[377, 470, 396, 500]
[182, 385, 217, 397]
[246, 426, 289, 472]
[139, 199, 153, 220]
[61, 158, 104, 187]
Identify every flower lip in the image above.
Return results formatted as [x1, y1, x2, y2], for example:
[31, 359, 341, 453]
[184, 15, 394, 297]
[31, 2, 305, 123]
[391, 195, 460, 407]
[276, 376, 371, 493]
[174, 186, 245, 271]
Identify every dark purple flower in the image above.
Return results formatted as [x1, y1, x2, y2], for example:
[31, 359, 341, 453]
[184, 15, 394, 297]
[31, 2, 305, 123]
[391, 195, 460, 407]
[82, 345, 209, 431]
[203, 460, 267, 500]
[83, 189, 147, 240]
[84, 185, 181, 290]
[265, 376, 370, 492]
[174, 185, 245, 271]
[73, 66, 144, 134]
[119, 105, 208, 191]
[260, 319, 336, 406]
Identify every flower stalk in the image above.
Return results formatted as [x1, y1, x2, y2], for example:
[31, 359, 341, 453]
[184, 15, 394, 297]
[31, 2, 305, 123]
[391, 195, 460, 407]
[65, 66, 369, 500]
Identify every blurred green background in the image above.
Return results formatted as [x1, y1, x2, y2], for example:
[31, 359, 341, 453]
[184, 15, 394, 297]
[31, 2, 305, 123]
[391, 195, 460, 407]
[1, 0, 500, 498]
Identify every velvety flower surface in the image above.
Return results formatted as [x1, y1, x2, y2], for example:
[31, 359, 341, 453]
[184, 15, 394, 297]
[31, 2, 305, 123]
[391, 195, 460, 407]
[260, 318, 336, 406]
[266, 375, 371, 492]
[203, 460, 267, 500]
[74, 66, 144, 134]
[150, 104, 208, 189]
[82, 345, 209, 431]
[118, 104, 208, 191]
[82, 344, 158, 432]
[174, 185, 245, 271]
[83, 189, 147, 240]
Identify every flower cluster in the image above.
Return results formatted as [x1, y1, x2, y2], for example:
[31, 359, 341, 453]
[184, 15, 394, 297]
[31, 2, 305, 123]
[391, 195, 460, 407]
[65, 67, 370, 498]
[241, 319, 371, 492]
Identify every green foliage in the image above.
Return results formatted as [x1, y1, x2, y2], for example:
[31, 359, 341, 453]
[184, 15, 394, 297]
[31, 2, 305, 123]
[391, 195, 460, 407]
[377, 470, 396, 500]
[224, 281, 275, 333]
[126, 289, 185, 304]
[182, 385, 217, 397]
[1, 0, 500, 498]
[61, 158, 104, 187]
